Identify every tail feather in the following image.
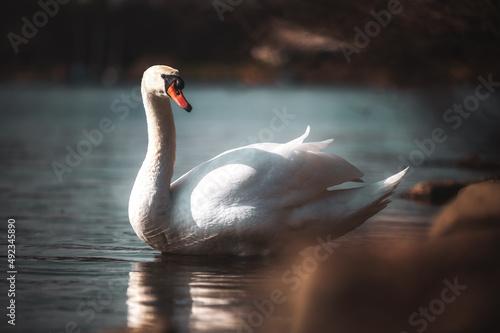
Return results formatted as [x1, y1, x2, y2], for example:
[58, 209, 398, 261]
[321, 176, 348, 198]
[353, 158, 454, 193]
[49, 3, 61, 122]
[288, 168, 409, 236]
[382, 167, 408, 189]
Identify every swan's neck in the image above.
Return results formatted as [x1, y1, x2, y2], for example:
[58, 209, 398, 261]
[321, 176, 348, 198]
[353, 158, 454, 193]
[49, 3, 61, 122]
[128, 88, 177, 248]
[143, 87, 176, 185]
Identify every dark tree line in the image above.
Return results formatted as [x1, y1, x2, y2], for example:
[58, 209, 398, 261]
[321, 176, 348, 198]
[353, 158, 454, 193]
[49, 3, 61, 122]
[1, 0, 499, 86]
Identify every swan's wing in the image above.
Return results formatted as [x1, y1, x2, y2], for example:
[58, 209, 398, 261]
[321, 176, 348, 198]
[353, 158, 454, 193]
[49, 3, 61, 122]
[173, 126, 363, 209]
[247, 126, 363, 206]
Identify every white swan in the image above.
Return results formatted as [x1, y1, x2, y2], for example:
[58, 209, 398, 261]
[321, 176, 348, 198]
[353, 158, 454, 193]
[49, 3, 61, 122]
[129, 65, 407, 256]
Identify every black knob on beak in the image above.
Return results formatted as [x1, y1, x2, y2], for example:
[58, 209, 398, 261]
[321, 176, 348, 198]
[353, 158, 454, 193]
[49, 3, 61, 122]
[162, 74, 185, 94]
[162, 73, 192, 112]
[174, 77, 184, 91]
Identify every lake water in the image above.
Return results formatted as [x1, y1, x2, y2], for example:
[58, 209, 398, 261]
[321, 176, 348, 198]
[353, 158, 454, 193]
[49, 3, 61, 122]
[0, 82, 498, 332]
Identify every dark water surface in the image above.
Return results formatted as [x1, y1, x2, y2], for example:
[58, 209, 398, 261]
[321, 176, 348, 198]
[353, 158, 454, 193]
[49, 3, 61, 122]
[0, 83, 498, 332]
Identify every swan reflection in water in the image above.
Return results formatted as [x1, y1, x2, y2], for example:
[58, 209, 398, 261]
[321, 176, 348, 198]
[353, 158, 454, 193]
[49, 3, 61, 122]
[126, 255, 279, 332]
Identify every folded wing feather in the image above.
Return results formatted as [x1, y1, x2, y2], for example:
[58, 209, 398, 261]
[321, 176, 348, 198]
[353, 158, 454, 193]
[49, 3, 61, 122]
[176, 126, 364, 211]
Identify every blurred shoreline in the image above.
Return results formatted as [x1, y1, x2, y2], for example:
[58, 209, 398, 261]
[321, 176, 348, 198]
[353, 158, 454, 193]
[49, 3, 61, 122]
[2, 0, 499, 88]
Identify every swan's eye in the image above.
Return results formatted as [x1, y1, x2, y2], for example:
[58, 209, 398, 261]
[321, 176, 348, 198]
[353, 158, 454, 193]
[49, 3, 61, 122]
[161, 74, 167, 79]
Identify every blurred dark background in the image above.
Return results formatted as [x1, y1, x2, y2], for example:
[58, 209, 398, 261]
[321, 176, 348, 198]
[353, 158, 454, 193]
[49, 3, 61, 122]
[1, 2, 500, 333]
[2, 0, 500, 86]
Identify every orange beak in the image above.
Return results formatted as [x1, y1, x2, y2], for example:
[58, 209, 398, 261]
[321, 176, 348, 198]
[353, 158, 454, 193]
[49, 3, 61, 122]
[167, 82, 192, 112]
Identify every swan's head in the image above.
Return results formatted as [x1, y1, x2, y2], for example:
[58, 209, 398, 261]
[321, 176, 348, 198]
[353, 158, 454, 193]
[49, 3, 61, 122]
[142, 65, 192, 112]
